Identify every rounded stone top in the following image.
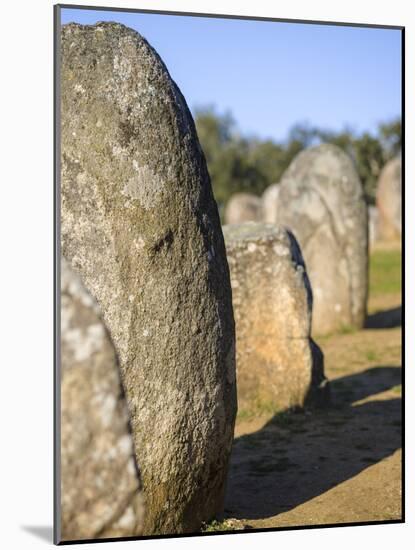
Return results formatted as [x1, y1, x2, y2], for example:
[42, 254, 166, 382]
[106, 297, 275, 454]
[295, 142, 351, 164]
[222, 222, 286, 244]
[61, 22, 147, 58]
[62, 21, 142, 38]
[280, 143, 361, 195]
[378, 155, 401, 186]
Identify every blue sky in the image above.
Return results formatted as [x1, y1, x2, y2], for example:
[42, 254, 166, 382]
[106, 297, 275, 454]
[60, 7, 402, 142]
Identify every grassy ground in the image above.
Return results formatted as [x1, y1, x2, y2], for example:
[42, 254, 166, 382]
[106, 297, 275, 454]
[369, 247, 402, 298]
[220, 242, 402, 531]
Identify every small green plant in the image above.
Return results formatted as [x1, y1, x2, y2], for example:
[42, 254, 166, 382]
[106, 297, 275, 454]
[201, 519, 241, 532]
[237, 399, 281, 421]
[317, 324, 356, 339]
[339, 324, 357, 335]
[365, 350, 379, 362]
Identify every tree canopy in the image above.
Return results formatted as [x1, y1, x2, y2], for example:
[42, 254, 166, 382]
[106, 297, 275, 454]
[194, 106, 401, 209]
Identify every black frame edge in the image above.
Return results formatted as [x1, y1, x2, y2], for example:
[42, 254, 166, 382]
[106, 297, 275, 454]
[57, 3, 404, 30]
[54, 3, 62, 546]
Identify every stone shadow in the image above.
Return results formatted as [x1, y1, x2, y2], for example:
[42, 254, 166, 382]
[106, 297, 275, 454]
[21, 525, 53, 543]
[365, 306, 401, 329]
[225, 365, 402, 520]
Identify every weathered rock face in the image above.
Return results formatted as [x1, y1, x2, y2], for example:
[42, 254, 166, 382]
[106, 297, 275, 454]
[223, 223, 329, 414]
[60, 259, 144, 541]
[61, 23, 237, 535]
[376, 156, 402, 241]
[224, 192, 262, 225]
[277, 144, 368, 335]
[262, 183, 280, 224]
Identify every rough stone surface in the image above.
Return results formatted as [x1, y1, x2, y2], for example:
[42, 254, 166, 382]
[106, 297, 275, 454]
[60, 259, 144, 541]
[224, 192, 263, 225]
[277, 144, 368, 335]
[262, 183, 280, 224]
[368, 205, 379, 248]
[61, 23, 237, 535]
[376, 156, 402, 241]
[223, 223, 329, 413]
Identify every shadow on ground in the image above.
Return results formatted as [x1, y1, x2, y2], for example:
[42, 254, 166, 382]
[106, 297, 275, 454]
[21, 525, 53, 543]
[365, 306, 401, 329]
[225, 365, 402, 520]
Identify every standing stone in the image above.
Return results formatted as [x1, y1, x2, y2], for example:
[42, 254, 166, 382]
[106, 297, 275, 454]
[262, 183, 280, 224]
[224, 192, 262, 224]
[61, 23, 237, 535]
[376, 156, 402, 241]
[277, 144, 368, 335]
[368, 205, 379, 248]
[60, 259, 144, 541]
[223, 223, 329, 414]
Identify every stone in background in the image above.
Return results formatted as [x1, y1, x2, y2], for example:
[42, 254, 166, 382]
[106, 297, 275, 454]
[223, 223, 329, 414]
[376, 156, 402, 241]
[262, 183, 280, 224]
[224, 192, 263, 224]
[368, 205, 380, 249]
[277, 144, 368, 335]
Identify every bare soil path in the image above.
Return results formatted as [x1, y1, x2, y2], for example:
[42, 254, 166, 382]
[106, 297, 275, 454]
[224, 286, 402, 529]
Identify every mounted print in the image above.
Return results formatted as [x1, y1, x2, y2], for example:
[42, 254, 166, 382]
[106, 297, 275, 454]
[54, 4, 404, 544]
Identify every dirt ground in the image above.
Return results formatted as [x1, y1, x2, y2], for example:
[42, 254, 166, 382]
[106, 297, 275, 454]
[223, 245, 402, 530]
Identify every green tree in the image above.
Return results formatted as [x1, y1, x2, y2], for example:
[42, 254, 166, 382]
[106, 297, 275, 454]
[194, 107, 265, 206]
[194, 105, 401, 210]
[194, 106, 235, 163]
[351, 133, 384, 203]
[378, 118, 402, 159]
